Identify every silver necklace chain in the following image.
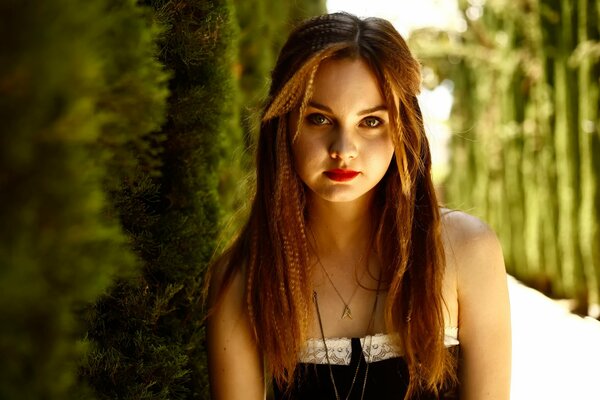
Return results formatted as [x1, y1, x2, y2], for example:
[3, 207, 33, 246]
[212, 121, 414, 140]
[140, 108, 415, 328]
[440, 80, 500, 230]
[308, 227, 372, 320]
[314, 255, 365, 319]
[312, 274, 381, 400]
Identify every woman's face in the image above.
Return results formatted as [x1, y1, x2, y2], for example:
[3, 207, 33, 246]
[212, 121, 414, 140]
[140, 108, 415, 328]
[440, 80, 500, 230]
[291, 58, 395, 204]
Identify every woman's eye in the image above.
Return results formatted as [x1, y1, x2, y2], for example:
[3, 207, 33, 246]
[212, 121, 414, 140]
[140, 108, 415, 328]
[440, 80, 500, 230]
[362, 117, 383, 128]
[306, 113, 330, 126]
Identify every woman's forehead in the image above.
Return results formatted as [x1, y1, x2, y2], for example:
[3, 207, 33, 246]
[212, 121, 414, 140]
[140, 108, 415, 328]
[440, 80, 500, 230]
[308, 58, 387, 112]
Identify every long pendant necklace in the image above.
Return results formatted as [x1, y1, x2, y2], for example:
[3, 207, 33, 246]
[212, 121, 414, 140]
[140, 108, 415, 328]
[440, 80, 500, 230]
[308, 227, 372, 320]
[312, 274, 381, 400]
[315, 255, 366, 320]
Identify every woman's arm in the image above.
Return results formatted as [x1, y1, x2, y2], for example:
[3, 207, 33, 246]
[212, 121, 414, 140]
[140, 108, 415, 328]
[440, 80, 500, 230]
[449, 212, 512, 399]
[207, 268, 265, 400]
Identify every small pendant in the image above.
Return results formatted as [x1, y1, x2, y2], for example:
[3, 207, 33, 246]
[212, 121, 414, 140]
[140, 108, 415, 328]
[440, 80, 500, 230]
[341, 305, 352, 320]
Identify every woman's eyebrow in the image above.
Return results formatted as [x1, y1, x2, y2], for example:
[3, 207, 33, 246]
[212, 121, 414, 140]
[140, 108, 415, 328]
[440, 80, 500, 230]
[307, 101, 388, 116]
[357, 105, 388, 115]
[307, 101, 333, 113]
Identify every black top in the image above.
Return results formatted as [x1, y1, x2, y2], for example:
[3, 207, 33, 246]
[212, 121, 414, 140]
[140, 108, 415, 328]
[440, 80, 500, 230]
[273, 338, 459, 400]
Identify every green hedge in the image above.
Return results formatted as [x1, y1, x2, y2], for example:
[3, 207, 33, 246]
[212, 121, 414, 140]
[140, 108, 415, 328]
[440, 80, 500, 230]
[0, 1, 326, 399]
[81, 1, 239, 398]
[0, 0, 167, 397]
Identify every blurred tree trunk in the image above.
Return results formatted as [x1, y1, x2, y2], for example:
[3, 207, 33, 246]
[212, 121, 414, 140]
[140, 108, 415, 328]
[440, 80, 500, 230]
[552, 0, 586, 312]
[576, 0, 600, 309]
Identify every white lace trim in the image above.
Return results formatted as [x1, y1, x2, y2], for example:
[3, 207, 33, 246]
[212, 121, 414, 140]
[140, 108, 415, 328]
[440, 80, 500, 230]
[298, 327, 459, 365]
[444, 326, 459, 347]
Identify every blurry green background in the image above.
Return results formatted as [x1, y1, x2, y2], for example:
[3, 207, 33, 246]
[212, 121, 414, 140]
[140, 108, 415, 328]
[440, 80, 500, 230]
[407, 0, 600, 315]
[0, 0, 598, 399]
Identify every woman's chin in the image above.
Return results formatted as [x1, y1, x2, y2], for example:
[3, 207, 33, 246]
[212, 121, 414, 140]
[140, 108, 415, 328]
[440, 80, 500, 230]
[307, 186, 375, 204]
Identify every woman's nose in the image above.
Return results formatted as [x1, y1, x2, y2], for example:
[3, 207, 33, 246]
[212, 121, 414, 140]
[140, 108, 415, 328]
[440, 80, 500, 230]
[329, 127, 358, 161]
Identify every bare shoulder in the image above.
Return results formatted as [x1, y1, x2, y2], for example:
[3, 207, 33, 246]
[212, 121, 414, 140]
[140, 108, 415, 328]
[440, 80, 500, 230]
[440, 208, 507, 300]
[440, 208, 503, 273]
[206, 253, 265, 399]
[207, 252, 248, 343]
[207, 250, 244, 308]
[440, 209, 511, 399]
[441, 208, 498, 248]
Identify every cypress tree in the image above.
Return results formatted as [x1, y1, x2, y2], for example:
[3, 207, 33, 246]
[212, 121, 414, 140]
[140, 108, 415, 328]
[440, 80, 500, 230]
[530, 0, 562, 294]
[575, 0, 600, 309]
[551, 0, 586, 312]
[0, 0, 167, 397]
[82, 1, 239, 398]
[82, 1, 328, 398]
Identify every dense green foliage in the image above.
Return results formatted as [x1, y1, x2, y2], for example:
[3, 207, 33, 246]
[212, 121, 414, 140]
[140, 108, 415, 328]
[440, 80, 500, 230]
[1, 0, 326, 398]
[81, 0, 238, 398]
[0, 0, 167, 397]
[84, 0, 326, 398]
[411, 0, 600, 312]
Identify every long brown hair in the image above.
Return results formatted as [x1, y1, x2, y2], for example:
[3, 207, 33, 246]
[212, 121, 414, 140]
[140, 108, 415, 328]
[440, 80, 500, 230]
[208, 12, 455, 397]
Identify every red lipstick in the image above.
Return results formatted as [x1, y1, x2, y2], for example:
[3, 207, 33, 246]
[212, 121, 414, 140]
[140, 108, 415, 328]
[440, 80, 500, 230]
[324, 169, 360, 182]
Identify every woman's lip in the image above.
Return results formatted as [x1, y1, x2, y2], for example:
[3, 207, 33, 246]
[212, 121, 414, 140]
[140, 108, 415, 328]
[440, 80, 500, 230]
[324, 169, 360, 182]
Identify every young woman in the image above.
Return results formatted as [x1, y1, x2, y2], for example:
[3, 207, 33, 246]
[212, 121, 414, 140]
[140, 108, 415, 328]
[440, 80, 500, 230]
[206, 12, 511, 400]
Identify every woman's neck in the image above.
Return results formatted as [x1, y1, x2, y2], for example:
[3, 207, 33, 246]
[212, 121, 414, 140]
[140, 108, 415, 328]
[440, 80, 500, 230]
[306, 192, 375, 256]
